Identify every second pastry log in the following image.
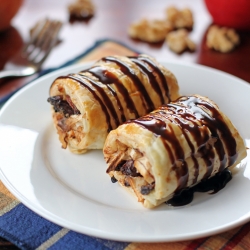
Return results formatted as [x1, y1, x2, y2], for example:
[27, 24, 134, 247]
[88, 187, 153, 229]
[103, 95, 247, 208]
[48, 55, 180, 153]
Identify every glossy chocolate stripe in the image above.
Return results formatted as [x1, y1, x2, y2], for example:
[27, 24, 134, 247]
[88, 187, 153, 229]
[128, 96, 237, 189]
[201, 102, 237, 169]
[58, 75, 113, 132]
[179, 98, 226, 173]
[103, 56, 155, 113]
[138, 56, 171, 101]
[163, 112, 199, 184]
[179, 96, 236, 170]
[181, 97, 236, 171]
[86, 66, 138, 121]
[141, 108, 200, 183]
[79, 73, 120, 127]
[129, 57, 165, 104]
[86, 67, 125, 122]
[131, 108, 202, 184]
[167, 125, 189, 190]
[167, 113, 200, 184]
[131, 115, 189, 190]
[165, 97, 235, 177]
[164, 104, 213, 181]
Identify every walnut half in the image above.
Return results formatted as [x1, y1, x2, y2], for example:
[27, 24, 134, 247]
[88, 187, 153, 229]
[166, 6, 194, 30]
[128, 19, 173, 43]
[166, 29, 196, 54]
[206, 25, 240, 53]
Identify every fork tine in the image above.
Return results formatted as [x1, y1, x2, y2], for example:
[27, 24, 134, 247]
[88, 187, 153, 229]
[30, 19, 48, 41]
[33, 20, 60, 49]
[34, 21, 62, 64]
[22, 19, 49, 55]
[38, 21, 62, 54]
[0, 18, 63, 79]
[24, 19, 62, 65]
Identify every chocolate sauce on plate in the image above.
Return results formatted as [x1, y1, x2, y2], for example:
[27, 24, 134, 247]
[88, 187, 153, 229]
[166, 168, 232, 206]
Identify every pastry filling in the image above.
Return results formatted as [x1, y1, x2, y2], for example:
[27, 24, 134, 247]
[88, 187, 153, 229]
[47, 95, 80, 117]
[111, 160, 156, 196]
[118, 160, 142, 177]
[110, 160, 233, 206]
[48, 95, 84, 150]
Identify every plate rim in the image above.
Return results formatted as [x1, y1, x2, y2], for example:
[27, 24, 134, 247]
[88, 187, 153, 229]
[0, 60, 250, 242]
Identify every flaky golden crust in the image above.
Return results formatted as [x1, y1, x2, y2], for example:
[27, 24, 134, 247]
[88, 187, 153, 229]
[49, 54, 180, 153]
[103, 95, 247, 208]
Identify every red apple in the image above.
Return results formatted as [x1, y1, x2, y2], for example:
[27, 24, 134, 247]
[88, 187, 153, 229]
[204, 0, 250, 30]
[0, 0, 24, 32]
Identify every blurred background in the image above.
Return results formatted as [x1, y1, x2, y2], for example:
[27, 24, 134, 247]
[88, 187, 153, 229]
[0, 0, 250, 80]
[0, 0, 211, 68]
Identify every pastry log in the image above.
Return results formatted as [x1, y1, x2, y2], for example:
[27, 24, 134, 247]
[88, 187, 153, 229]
[103, 95, 247, 208]
[48, 55, 179, 153]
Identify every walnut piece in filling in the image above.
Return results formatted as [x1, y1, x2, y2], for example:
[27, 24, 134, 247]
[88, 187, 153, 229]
[128, 19, 173, 43]
[166, 29, 196, 54]
[47, 95, 80, 118]
[48, 95, 82, 149]
[206, 25, 240, 53]
[107, 148, 155, 203]
[166, 6, 194, 30]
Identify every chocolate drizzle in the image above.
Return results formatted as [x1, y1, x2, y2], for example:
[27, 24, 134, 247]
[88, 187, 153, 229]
[51, 55, 173, 133]
[129, 57, 165, 104]
[58, 74, 113, 132]
[85, 66, 138, 121]
[78, 73, 120, 128]
[103, 56, 155, 113]
[138, 56, 171, 101]
[166, 168, 232, 206]
[127, 96, 238, 192]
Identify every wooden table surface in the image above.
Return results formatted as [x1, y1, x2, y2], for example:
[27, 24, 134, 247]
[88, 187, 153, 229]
[0, 0, 249, 249]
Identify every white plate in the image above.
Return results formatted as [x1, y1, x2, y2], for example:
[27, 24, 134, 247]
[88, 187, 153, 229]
[0, 62, 250, 242]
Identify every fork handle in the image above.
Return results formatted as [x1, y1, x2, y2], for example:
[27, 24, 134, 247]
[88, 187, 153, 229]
[0, 69, 35, 79]
[0, 71, 21, 79]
